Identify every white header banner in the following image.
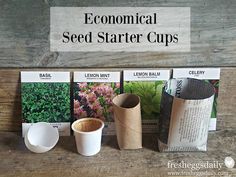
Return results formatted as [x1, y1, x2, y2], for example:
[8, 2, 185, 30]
[173, 68, 221, 80]
[74, 71, 120, 82]
[50, 7, 190, 52]
[124, 70, 170, 81]
[21, 71, 70, 83]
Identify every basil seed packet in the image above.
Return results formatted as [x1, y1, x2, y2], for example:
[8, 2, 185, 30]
[173, 68, 221, 131]
[123, 70, 171, 133]
[73, 71, 121, 135]
[21, 71, 71, 137]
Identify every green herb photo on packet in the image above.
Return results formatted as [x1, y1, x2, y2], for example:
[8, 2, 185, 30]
[123, 81, 164, 120]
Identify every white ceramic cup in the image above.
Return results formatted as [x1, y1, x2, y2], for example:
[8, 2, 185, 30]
[71, 118, 104, 156]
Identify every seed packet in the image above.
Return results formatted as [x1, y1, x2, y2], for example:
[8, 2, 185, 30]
[73, 71, 120, 135]
[123, 70, 170, 133]
[21, 71, 71, 137]
[172, 68, 221, 130]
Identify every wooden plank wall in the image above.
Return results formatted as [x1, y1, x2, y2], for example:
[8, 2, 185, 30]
[0, 0, 236, 67]
[0, 0, 236, 131]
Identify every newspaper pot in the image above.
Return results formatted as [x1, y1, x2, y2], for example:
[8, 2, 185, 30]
[112, 93, 142, 149]
[72, 118, 104, 156]
[158, 78, 215, 152]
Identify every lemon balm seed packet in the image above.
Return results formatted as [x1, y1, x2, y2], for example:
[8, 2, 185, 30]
[123, 70, 170, 133]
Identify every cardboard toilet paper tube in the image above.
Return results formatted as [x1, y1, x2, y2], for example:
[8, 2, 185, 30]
[158, 78, 215, 152]
[112, 93, 142, 149]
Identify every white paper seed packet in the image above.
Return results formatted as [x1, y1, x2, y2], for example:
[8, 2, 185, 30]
[172, 68, 221, 130]
[73, 71, 121, 135]
[123, 70, 171, 133]
[21, 71, 71, 137]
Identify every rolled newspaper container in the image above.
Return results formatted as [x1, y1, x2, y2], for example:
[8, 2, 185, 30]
[158, 78, 215, 152]
[112, 93, 142, 149]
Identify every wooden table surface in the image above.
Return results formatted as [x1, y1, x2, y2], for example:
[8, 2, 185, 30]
[0, 130, 235, 177]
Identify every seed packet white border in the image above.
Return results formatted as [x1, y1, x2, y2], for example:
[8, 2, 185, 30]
[172, 68, 221, 131]
[74, 71, 120, 83]
[22, 122, 70, 137]
[173, 68, 220, 80]
[124, 70, 170, 81]
[21, 71, 70, 83]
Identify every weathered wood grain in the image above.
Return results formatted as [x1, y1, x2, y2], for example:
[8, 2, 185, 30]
[217, 68, 236, 130]
[0, 67, 235, 132]
[0, 131, 235, 177]
[0, 0, 236, 67]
